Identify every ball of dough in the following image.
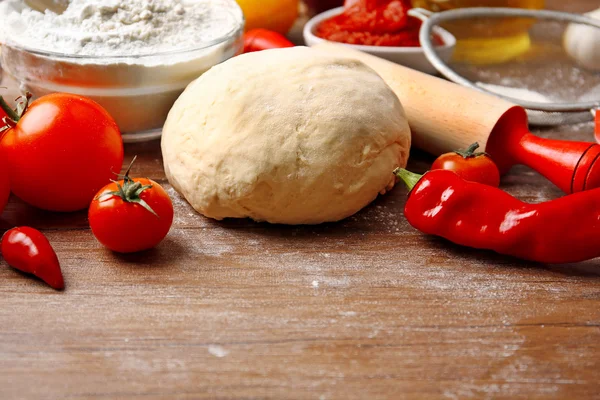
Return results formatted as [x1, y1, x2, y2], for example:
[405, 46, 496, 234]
[162, 47, 411, 224]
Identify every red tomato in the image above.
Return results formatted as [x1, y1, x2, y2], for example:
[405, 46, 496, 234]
[0, 157, 10, 216]
[89, 160, 174, 253]
[243, 29, 294, 53]
[0, 93, 123, 212]
[431, 142, 501, 187]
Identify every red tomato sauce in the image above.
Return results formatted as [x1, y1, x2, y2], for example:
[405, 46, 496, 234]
[315, 0, 441, 47]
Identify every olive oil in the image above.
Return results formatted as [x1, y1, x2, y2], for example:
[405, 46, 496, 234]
[412, 0, 545, 64]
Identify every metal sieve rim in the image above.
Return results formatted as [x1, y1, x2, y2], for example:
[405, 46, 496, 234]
[412, 7, 600, 114]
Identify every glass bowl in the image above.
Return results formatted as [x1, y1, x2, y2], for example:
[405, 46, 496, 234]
[303, 7, 456, 75]
[0, 4, 244, 143]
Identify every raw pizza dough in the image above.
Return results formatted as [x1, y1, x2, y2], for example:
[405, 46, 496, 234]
[162, 47, 411, 224]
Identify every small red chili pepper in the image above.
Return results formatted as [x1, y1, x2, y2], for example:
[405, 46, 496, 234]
[1, 227, 64, 290]
[243, 29, 294, 53]
[395, 168, 600, 264]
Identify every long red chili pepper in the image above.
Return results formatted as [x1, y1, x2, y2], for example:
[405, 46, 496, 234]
[243, 29, 294, 53]
[395, 168, 600, 264]
[1, 227, 64, 290]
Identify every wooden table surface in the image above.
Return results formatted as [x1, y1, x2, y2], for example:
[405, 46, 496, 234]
[2, 1, 600, 399]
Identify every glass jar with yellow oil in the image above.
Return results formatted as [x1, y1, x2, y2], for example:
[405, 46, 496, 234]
[412, 0, 545, 64]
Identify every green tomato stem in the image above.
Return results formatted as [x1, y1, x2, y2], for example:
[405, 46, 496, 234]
[0, 96, 20, 123]
[96, 155, 160, 218]
[454, 142, 488, 159]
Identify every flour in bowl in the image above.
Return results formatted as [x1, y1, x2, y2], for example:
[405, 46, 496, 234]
[1, 0, 243, 56]
[0, 0, 244, 138]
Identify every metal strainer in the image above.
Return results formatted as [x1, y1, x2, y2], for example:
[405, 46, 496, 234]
[410, 7, 600, 126]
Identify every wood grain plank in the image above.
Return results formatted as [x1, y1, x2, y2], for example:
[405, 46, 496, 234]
[1, 1, 600, 398]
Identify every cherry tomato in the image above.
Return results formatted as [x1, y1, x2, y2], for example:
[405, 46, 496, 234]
[1, 227, 64, 290]
[243, 29, 294, 53]
[431, 142, 501, 187]
[89, 158, 174, 253]
[0, 93, 124, 212]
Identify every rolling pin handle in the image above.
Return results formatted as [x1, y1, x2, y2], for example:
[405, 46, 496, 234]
[594, 108, 600, 144]
[514, 135, 596, 194]
[573, 144, 600, 193]
[486, 107, 600, 194]
[485, 107, 526, 174]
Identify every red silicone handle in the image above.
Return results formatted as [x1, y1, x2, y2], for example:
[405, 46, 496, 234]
[486, 107, 600, 194]
[595, 110, 600, 144]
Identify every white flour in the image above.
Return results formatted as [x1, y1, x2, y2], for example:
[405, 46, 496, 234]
[1, 0, 242, 57]
[476, 82, 553, 104]
[578, 82, 600, 102]
[0, 0, 244, 137]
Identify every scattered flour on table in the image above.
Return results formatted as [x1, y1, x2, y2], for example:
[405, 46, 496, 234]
[1, 0, 241, 56]
[207, 345, 229, 358]
[167, 185, 237, 257]
[168, 187, 201, 220]
[169, 228, 235, 257]
[168, 187, 190, 208]
[348, 204, 405, 234]
[338, 311, 357, 317]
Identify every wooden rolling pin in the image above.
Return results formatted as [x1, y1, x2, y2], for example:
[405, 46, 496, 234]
[314, 42, 600, 194]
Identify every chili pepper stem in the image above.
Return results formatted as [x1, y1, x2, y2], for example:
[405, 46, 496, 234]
[394, 168, 423, 191]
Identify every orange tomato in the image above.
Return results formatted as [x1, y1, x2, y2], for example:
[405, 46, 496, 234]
[236, 0, 299, 34]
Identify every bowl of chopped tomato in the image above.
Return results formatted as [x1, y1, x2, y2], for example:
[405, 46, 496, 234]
[303, 5, 455, 75]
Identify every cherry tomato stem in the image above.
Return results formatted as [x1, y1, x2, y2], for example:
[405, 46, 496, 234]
[454, 142, 485, 158]
[0, 95, 21, 122]
[1, 227, 64, 290]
